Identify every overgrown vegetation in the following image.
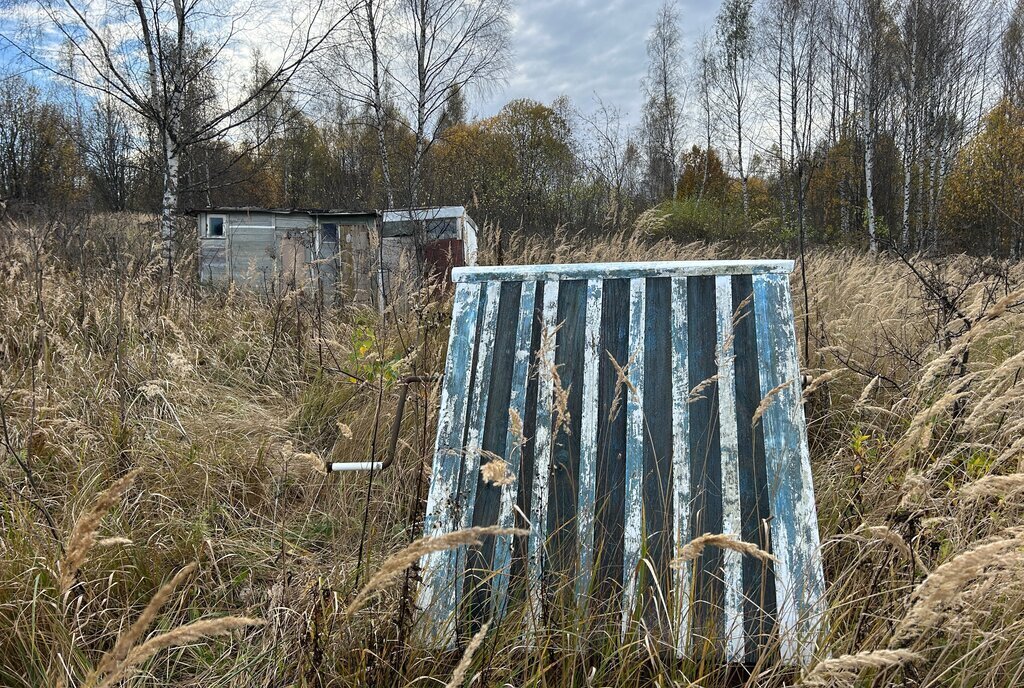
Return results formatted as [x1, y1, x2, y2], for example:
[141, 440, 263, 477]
[4, 0, 1024, 255]
[3, 212, 1024, 686]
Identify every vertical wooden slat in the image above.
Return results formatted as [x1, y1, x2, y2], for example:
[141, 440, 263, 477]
[466, 281, 523, 627]
[449, 281, 501, 624]
[642, 277, 674, 631]
[575, 278, 604, 600]
[688, 275, 724, 654]
[420, 262, 823, 667]
[526, 280, 560, 627]
[621, 277, 646, 635]
[595, 279, 629, 605]
[418, 281, 482, 644]
[670, 276, 691, 655]
[491, 281, 536, 619]
[549, 281, 586, 580]
[715, 275, 745, 661]
[754, 272, 825, 664]
[731, 274, 777, 664]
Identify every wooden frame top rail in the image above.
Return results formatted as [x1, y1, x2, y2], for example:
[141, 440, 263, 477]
[452, 259, 795, 282]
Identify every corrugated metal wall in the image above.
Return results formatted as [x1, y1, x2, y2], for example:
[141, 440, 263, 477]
[197, 212, 375, 306]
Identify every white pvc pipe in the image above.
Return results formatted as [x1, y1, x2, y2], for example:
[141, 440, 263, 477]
[327, 461, 384, 472]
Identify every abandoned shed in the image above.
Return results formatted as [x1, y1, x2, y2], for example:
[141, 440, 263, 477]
[379, 206, 479, 302]
[194, 207, 377, 306]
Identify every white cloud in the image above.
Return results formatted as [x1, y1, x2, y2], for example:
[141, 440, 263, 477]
[473, 0, 721, 122]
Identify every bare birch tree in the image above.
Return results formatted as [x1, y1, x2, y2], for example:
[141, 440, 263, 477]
[582, 99, 641, 231]
[641, 0, 685, 201]
[318, 0, 398, 207]
[401, 0, 511, 205]
[715, 0, 756, 224]
[6, 0, 351, 272]
[1002, 0, 1024, 108]
[692, 33, 718, 205]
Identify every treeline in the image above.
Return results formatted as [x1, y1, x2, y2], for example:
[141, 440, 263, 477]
[2, 0, 1023, 256]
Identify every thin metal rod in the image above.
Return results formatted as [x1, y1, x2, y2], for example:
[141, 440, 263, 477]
[327, 461, 384, 472]
[324, 374, 440, 473]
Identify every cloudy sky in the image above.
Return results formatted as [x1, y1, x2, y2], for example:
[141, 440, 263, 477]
[473, 0, 721, 122]
[0, 0, 723, 126]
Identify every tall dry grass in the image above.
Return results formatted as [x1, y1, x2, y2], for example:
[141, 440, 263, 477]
[2, 214, 1024, 685]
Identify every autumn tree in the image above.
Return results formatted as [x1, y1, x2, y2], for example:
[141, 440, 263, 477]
[677, 146, 729, 201]
[943, 100, 1024, 256]
[0, 77, 84, 208]
[691, 34, 719, 205]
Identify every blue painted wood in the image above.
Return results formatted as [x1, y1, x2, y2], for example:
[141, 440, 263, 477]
[549, 280, 587, 584]
[621, 277, 646, 634]
[417, 261, 825, 667]
[490, 281, 537, 619]
[687, 275, 724, 656]
[575, 278, 604, 601]
[527, 280, 560, 628]
[453, 260, 794, 283]
[467, 281, 524, 627]
[731, 274, 778, 664]
[642, 277, 673, 631]
[595, 279, 630, 606]
[451, 281, 501, 625]
[753, 273, 825, 665]
[715, 275, 745, 661]
[670, 276, 692, 654]
[418, 281, 481, 645]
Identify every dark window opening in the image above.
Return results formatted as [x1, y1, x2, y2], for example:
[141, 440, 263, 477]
[208, 216, 225, 237]
[381, 217, 459, 240]
[320, 223, 339, 243]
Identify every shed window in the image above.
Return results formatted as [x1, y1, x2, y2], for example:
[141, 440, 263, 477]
[382, 217, 458, 240]
[320, 223, 339, 243]
[207, 215, 226, 238]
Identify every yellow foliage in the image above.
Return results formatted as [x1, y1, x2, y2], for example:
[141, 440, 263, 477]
[943, 100, 1024, 255]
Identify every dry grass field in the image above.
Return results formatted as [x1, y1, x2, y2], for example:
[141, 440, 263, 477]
[2, 215, 1024, 687]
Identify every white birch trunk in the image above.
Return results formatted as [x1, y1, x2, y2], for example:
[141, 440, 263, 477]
[862, 61, 877, 255]
[901, 27, 917, 251]
[365, 0, 395, 208]
[161, 131, 179, 271]
[737, 108, 749, 223]
[863, 118, 877, 254]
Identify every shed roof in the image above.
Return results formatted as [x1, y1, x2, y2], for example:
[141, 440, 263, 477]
[189, 206, 378, 219]
[381, 206, 467, 222]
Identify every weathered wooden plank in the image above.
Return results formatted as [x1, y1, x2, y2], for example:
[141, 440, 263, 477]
[687, 275, 724, 656]
[417, 260, 824, 666]
[453, 260, 795, 283]
[715, 275, 745, 661]
[595, 279, 630, 607]
[670, 276, 691, 655]
[642, 277, 674, 632]
[549, 280, 586, 583]
[575, 278, 604, 601]
[526, 280, 561, 628]
[622, 277, 646, 635]
[452, 280, 501, 620]
[731, 274, 777, 664]
[466, 280, 523, 627]
[419, 282, 482, 643]
[753, 272, 825, 665]
[491, 281, 537, 619]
